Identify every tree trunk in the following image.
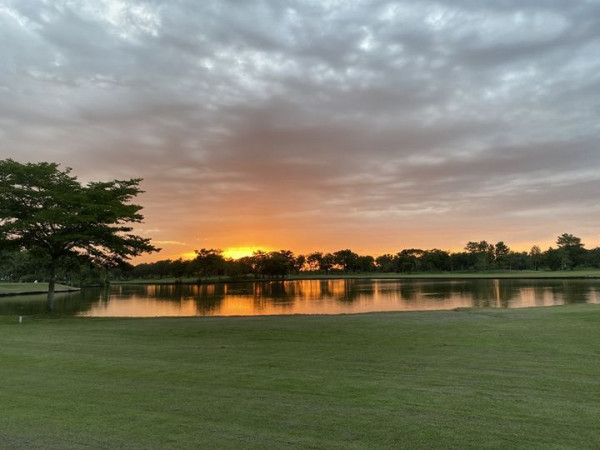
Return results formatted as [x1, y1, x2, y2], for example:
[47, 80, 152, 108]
[47, 261, 56, 312]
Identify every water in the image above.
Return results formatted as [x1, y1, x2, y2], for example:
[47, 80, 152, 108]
[2, 278, 600, 317]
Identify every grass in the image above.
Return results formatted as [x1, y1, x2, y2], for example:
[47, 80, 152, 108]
[1, 305, 600, 448]
[0, 282, 79, 296]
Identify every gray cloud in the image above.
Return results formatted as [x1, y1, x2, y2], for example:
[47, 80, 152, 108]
[1, 0, 600, 257]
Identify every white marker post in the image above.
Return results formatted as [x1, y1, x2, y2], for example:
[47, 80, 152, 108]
[19, 316, 22, 324]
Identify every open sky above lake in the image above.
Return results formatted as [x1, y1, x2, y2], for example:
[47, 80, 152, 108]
[2, 0, 600, 261]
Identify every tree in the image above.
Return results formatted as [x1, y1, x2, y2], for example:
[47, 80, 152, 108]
[306, 252, 323, 272]
[556, 233, 583, 249]
[321, 253, 335, 273]
[375, 254, 395, 272]
[556, 233, 585, 269]
[396, 249, 424, 273]
[277, 250, 297, 273]
[0, 160, 159, 310]
[585, 247, 600, 268]
[261, 251, 292, 279]
[529, 245, 542, 271]
[465, 241, 494, 270]
[0, 249, 37, 281]
[420, 249, 451, 272]
[356, 255, 375, 272]
[544, 247, 563, 271]
[294, 254, 306, 273]
[493, 241, 510, 269]
[190, 248, 225, 277]
[333, 249, 359, 272]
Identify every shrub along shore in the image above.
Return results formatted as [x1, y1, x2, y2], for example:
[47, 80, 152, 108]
[1, 305, 600, 448]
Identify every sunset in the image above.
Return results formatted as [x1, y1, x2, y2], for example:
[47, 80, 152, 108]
[2, 1, 600, 261]
[222, 246, 271, 260]
[2, 1, 600, 448]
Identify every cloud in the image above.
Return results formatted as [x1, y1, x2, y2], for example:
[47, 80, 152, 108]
[2, 0, 600, 257]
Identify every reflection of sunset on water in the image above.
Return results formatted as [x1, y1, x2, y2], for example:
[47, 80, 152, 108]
[76, 279, 600, 318]
[82, 296, 200, 317]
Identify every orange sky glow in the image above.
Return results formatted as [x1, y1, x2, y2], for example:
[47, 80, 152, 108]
[134, 216, 598, 264]
[3, 1, 600, 266]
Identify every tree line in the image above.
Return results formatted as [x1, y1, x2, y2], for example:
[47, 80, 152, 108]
[2, 159, 600, 311]
[125, 233, 598, 280]
[1, 231, 598, 284]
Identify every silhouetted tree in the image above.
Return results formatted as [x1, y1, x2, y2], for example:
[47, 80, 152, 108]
[421, 249, 451, 272]
[493, 241, 510, 269]
[556, 233, 585, 269]
[396, 249, 424, 273]
[449, 252, 470, 271]
[506, 251, 529, 271]
[529, 245, 542, 271]
[544, 247, 563, 271]
[277, 250, 297, 273]
[465, 241, 494, 270]
[170, 258, 187, 278]
[375, 254, 396, 272]
[294, 254, 307, 273]
[306, 252, 323, 271]
[333, 249, 359, 272]
[585, 247, 600, 268]
[261, 251, 294, 278]
[357, 255, 375, 272]
[0, 160, 158, 310]
[191, 248, 226, 277]
[321, 253, 335, 273]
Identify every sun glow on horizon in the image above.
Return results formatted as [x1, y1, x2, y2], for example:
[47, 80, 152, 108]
[223, 246, 270, 260]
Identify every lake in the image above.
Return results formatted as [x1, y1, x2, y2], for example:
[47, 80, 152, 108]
[2, 278, 600, 317]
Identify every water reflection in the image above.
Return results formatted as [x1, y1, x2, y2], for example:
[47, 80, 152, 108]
[1, 279, 599, 317]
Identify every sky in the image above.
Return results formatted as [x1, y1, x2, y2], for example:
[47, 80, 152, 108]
[1, 0, 600, 261]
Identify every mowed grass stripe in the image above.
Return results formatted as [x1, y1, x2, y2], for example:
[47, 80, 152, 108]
[1, 306, 599, 448]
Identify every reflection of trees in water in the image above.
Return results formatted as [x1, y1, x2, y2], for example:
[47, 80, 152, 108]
[377, 279, 595, 308]
[329, 280, 373, 304]
[465, 279, 595, 307]
[553, 280, 592, 304]
[250, 282, 294, 312]
[286, 279, 377, 304]
[194, 295, 225, 314]
[113, 280, 600, 313]
[0, 291, 88, 315]
[468, 280, 511, 307]
[398, 283, 419, 301]
[191, 284, 226, 314]
[4, 279, 600, 317]
[116, 284, 228, 315]
[377, 280, 476, 304]
[218, 280, 374, 308]
[258, 282, 288, 299]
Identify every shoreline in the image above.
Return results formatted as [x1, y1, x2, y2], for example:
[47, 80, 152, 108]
[112, 271, 600, 285]
[3, 272, 599, 296]
[0, 283, 80, 297]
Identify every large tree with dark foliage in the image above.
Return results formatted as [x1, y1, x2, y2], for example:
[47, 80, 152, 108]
[556, 233, 585, 269]
[0, 159, 159, 310]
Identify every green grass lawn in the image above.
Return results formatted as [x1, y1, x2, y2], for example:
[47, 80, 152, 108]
[1, 306, 599, 448]
[0, 282, 79, 296]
